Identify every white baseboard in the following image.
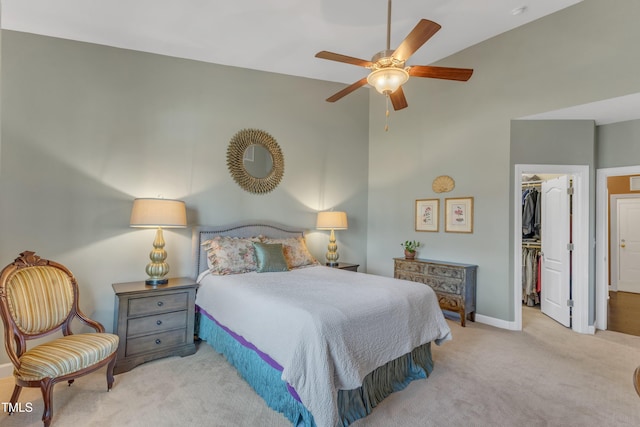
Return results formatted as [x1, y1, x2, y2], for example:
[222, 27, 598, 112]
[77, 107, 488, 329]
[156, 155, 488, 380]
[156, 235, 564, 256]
[475, 314, 520, 331]
[0, 363, 13, 379]
[475, 313, 597, 334]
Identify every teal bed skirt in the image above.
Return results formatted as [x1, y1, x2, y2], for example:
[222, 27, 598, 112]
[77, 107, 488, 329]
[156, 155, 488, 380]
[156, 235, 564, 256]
[196, 308, 434, 427]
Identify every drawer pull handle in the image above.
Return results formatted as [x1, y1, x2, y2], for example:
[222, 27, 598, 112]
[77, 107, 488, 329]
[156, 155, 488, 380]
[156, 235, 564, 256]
[155, 339, 162, 345]
[157, 301, 164, 307]
[156, 320, 162, 326]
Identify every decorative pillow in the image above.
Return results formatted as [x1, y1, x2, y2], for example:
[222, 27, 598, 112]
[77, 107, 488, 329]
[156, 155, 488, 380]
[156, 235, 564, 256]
[201, 236, 261, 275]
[253, 242, 290, 273]
[262, 236, 318, 269]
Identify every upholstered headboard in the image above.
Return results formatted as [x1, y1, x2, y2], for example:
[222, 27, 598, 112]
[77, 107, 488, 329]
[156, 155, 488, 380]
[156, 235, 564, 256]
[192, 222, 306, 278]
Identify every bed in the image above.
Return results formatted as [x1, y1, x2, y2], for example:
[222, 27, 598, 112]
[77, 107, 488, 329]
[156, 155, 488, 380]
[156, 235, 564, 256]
[192, 222, 451, 427]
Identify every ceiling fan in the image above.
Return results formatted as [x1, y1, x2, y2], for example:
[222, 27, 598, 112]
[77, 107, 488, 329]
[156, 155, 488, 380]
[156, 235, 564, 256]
[315, 0, 473, 112]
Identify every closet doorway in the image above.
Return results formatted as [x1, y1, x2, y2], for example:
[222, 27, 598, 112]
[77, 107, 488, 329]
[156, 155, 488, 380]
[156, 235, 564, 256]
[514, 164, 590, 334]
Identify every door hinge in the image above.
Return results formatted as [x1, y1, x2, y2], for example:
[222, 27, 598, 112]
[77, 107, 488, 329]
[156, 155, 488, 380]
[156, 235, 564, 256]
[567, 299, 574, 307]
[567, 243, 574, 251]
[567, 187, 574, 195]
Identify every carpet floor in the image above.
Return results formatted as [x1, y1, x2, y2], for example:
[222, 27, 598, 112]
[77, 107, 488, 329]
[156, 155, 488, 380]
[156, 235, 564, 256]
[2, 307, 640, 427]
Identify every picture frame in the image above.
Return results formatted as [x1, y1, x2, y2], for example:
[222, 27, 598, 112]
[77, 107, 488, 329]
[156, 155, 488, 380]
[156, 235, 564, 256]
[445, 197, 474, 233]
[415, 199, 439, 232]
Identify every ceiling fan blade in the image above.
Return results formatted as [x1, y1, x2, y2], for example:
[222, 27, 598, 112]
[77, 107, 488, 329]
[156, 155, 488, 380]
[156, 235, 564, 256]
[392, 19, 441, 62]
[389, 87, 408, 110]
[326, 77, 369, 102]
[315, 51, 373, 68]
[409, 65, 474, 81]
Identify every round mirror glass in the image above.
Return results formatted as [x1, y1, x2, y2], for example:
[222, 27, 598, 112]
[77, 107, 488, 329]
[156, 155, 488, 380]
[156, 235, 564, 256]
[243, 144, 273, 179]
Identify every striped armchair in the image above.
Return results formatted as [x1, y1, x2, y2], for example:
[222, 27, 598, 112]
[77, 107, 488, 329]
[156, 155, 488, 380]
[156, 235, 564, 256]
[0, 251, 119, 427]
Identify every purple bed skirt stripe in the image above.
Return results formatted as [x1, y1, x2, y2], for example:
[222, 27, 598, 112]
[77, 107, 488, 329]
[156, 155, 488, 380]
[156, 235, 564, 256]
[196, 305, 302, 402]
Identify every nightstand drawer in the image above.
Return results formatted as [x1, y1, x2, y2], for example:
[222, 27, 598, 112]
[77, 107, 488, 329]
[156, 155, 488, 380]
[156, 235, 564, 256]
[128, 292, 189, 317]
[126, 329, 187, 357]
[127, 310, 188, 336]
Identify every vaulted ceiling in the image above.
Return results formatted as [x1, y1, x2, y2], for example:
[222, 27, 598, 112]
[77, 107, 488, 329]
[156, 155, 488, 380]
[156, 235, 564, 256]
[1, 0, 581, 84]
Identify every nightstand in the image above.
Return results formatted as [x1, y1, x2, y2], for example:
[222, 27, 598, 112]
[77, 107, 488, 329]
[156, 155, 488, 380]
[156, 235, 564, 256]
[112, 277, 197, 374]
[328, 262, 359, 272]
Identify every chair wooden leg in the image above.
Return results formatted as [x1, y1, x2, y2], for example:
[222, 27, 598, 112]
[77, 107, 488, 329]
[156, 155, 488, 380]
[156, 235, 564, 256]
[106, 355, 116, 391]
[8, 384, 22, 415]
[634, 366, 640, 397]
[39, 378, 55, 427]
[67, 379, 74, 387]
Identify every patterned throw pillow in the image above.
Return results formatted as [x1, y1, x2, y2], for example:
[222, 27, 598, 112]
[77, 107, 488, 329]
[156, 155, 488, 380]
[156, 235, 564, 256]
[262, 236, 318, 269]
[201, 236, 261, 275]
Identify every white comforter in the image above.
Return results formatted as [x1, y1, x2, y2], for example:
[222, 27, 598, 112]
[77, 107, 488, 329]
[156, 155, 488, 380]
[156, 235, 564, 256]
[196, 265, 451, 427]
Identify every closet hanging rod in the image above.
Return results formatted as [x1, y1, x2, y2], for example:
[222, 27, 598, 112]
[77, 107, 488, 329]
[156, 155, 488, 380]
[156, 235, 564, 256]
[522, 181, 542, 187]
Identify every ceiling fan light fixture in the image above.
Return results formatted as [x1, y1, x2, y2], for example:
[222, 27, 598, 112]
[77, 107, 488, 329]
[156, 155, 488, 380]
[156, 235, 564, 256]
[367, 67, 409, 95]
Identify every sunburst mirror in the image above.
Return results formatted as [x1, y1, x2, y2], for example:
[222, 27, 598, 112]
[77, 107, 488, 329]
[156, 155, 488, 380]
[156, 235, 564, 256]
[227, 129, 284, 194]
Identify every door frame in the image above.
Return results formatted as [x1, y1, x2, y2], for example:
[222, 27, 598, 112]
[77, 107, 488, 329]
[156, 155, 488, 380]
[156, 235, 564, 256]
[596, 165, 640, 330]
[514, 164, 590, 334]
[609, 194, 640, 291]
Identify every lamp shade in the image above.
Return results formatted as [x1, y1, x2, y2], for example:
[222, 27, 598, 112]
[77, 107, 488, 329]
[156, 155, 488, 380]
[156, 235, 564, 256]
[316, 211, 348, 230]
[130, 198, 187, 228]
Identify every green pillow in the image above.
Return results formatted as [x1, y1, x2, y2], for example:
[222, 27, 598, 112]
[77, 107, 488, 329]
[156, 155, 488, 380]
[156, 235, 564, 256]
[253, 242, 290, 273]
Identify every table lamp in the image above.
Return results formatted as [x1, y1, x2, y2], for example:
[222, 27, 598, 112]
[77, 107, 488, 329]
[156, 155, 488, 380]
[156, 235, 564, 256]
[316, 211, 348, 266]
[130, 198, 187, 286]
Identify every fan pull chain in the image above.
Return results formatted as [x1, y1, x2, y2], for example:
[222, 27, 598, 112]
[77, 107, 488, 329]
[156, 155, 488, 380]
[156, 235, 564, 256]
[385, 95, 390, 132]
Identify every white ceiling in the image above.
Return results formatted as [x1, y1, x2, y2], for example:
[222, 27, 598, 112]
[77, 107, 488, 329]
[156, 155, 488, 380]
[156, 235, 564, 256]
[1, 0, 581, 84]
[3, 0, 638, 125]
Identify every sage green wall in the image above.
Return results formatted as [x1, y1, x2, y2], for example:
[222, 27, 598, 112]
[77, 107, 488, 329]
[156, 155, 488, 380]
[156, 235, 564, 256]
[509, 119, 596, 323]
[597, 119, 640, 168]
[366, 0, 640, 323]
[0, 31, 370, 365]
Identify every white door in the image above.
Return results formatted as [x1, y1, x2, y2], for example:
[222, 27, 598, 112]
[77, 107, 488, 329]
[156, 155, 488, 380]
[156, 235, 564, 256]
[617, 198, 640, 293]
[541, 176, 571, 327]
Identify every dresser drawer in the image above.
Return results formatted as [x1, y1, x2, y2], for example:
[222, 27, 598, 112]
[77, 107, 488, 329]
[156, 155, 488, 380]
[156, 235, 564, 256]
[427, 264, 464, 280]
[127, 310, 188, 337]
[424, 276, 463, 294]
[436, 293, 463, 311]
[126, 329, 187, 357]
[394, 259, 424, 273]
[395, 271, 426, 284]
[128, 292, 189, 317]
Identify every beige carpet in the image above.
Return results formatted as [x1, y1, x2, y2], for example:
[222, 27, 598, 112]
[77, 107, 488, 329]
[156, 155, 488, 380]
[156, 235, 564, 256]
[2, 307, 640, 427]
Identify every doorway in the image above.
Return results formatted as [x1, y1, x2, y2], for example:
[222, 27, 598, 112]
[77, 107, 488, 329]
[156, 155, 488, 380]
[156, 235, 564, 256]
[595, 166, 640, 331]
[514, 164, 590, 334]
[610, 196, 640, 293]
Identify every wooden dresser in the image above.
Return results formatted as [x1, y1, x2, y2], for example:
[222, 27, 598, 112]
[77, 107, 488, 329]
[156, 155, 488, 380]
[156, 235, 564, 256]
[112, 277, 197, 374]
[394, 258, 477, 326]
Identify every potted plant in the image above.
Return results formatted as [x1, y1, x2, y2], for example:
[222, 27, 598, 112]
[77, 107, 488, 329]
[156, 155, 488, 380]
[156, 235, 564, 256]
[401, 240, 421, 260]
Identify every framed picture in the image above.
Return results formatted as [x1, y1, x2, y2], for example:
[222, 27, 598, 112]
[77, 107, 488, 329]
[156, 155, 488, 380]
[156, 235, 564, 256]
[445, 197, 474, 233]
[415, 199, 439, 232]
